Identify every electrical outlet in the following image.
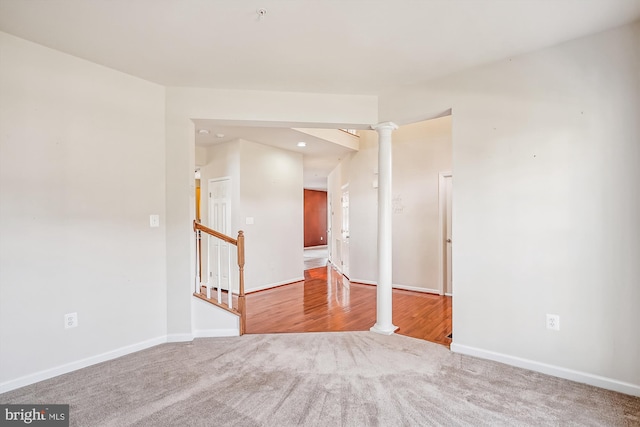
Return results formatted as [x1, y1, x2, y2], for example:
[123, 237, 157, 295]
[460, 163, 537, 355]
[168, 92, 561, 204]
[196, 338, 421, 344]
[65, 312, 78, 329]
[546, 314, 560, 331]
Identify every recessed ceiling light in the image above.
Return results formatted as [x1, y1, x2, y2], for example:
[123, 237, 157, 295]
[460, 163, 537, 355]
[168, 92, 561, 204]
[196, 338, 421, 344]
[198, 129, 210, 135]
[216, 133, 225, 138]
[297, 142, 306, 147]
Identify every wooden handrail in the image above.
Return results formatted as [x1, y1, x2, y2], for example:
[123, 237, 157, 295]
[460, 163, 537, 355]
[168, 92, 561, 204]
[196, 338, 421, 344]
[193, 220, 246, 335]
[194, 221, 238, 245]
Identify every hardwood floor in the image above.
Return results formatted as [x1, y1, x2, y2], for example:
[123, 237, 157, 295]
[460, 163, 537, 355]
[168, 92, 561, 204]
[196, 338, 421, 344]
[245, 264, 452, 347]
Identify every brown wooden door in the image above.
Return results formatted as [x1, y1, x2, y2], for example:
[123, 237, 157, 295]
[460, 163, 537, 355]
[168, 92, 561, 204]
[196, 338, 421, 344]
[304, 189, 327, 247]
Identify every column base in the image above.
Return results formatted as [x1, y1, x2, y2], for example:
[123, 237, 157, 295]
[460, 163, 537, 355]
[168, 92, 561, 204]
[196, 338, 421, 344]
[370, 323, 399, 335]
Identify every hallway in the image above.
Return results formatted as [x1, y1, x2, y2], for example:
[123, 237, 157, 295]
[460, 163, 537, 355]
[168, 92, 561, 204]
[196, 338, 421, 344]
[303, 246, 328, 270]
[245, 265, 452, 347]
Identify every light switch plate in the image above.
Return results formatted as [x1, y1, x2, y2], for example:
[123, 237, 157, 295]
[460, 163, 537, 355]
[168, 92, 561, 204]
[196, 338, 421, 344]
[150, 215, 160, 228]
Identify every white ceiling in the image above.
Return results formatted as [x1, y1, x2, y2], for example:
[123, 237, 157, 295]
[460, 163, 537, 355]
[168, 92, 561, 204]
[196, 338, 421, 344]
[2, 0, 638, 189]
[193, 121, 356, 190]
[1, 0, 638, 96]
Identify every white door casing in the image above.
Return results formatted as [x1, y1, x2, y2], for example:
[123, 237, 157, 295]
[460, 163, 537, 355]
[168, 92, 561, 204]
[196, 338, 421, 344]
[341, 185, 350, 278]
[327, 197, 332, 261]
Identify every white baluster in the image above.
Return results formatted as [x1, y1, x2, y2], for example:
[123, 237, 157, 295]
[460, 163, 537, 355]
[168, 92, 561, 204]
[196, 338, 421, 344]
[227, 243, 232, 308]
[195, 231, 201, 294]
[217, 241, 222, 304]
[206, 234, 211, 299]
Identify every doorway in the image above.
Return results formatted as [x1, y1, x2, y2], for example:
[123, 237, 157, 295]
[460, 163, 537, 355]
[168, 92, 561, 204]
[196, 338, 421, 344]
[439, 172, 453, 296]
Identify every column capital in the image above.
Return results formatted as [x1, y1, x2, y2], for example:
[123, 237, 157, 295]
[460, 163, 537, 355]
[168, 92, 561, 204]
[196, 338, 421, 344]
[371, 122, 398, 132]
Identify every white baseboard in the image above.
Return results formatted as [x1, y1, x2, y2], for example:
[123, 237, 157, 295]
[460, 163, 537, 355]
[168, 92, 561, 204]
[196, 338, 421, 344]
[350, 279, 441, 295]
[330, 262, 344, 276]
[166, 333, 194, 343]
[0, 336, 166, 394]
[246, 276, 305, 293]
[351, 278, 376, 286]
[450, 343, 640, 397]
[393, 284, 441, 294]
[194, 329, 239, 338]
[304, 245, 328, 250]
[0, 326, 251, 394]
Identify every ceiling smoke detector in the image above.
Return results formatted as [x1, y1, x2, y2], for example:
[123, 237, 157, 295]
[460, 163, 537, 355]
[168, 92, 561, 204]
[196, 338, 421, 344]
[257, 8, 267, 18]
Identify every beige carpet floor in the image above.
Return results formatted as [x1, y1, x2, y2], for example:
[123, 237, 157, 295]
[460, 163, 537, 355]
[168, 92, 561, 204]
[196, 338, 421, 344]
[1, 332, 639, 426]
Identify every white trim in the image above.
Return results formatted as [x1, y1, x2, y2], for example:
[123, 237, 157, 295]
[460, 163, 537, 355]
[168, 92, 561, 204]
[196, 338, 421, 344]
[351, 278, 376, 286]
[392, 283, 441, 295]
[370, 324, 399, 335]
[0, 336, 166, 394]
[208, 176, 232, 183]
[304, 245, 328, 250]
[245, 276, 305, 293]
[166, 333, 194, 343]
[351, 279, 441, 295]
[438, 171, 452, 296]
[331, 261, 345, 276]
[194, 329, 240, 338]
[327, 264, 352, 287]
[451, 343, 640, 397]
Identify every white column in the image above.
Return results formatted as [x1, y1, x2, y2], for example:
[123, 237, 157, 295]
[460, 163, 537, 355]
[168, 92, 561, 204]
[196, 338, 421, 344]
[370, 122, 399, 335]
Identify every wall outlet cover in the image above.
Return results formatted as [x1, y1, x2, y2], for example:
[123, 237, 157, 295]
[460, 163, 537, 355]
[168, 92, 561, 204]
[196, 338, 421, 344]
[65, 312, 78, 329]
[546, 314, 560, 331]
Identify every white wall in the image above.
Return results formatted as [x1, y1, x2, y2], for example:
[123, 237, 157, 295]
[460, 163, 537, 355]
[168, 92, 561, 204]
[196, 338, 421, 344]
[381, 22, 640, 393]
[239, 139, 304, 291]
[191, 298, 239, 338]
[346, 131, 378, 280]
[194, 145, 208, 167]
[0, 33, 167, 389]
[332, 116, 452, 291]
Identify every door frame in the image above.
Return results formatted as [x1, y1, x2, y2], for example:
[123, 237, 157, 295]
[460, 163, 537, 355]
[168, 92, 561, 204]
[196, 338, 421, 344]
[438, 171, 453, 296]
[340, 183, 350, 278]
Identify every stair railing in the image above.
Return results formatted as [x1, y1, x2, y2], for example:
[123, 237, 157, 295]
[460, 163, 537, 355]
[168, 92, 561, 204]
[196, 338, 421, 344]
[193, 220, 246, 335]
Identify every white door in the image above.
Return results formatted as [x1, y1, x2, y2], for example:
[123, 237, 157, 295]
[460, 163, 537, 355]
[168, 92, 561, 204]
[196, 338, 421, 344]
[208, 178, 231, 290]
[439, 172, 453, 295]
[327, 197, 332, 260]
[341, 187, 350, 278]
[444, 175, 453, 295]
